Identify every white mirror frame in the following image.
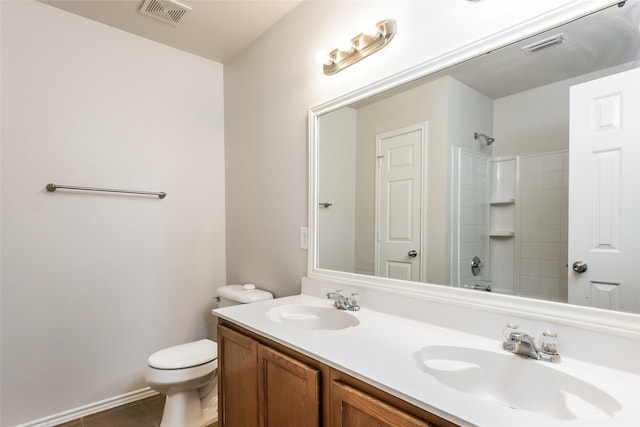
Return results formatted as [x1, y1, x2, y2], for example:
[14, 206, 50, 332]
[308, 0, 640, 339]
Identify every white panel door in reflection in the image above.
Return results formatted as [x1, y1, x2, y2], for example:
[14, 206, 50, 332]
[568, 67, 640, 314]
[375, 123, 426, 281]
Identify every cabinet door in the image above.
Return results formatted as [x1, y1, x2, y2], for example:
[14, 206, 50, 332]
[331, 381, 435, 427]
[258, 345, 321, 427]
[218, 324, 259, 427]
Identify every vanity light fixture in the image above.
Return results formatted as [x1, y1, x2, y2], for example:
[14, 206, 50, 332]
[319, 19, 397, 75]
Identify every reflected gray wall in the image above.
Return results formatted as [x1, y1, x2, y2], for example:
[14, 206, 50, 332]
[318, 108, 357, 272]
[354, 76, 448, 280]
[351, 76, 493, 285]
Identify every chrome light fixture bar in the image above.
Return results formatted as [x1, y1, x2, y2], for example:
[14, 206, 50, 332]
[322, 19, 397, 75]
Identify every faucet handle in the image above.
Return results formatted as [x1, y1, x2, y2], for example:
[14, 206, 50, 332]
[540, 331, 558, 355]
[327, 290, 346, 309]
[503, 323, 519, 341]
[348, 293, 360, 311]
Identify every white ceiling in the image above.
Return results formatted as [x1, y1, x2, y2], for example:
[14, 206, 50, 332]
[39, 1, 639, 97]
[450, 2, 640, 99]
[39, 0, 303, 63]
[352, 1, 640, 106]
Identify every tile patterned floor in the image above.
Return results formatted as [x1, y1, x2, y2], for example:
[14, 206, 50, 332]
[54, 394, 218, 427]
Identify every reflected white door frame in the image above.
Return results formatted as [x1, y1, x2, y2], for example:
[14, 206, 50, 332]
[374, 123, 427, 281]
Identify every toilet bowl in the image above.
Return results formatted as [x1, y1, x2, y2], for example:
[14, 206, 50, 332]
[145, 284, 273, 427]
[145, 339, 218, 427]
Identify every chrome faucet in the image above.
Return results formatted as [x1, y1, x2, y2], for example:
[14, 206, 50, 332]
[503, 329, 561, 363]
[326, 290, 360, 311]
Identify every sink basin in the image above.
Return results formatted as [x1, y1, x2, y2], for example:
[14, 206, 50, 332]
[416, 345, 622, 421]
[266, 304, 359, 330]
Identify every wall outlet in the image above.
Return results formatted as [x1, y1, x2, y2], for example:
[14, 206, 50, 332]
[299, 226, 308, 250]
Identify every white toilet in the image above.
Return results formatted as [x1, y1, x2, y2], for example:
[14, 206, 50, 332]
[145, 284, 273, 427]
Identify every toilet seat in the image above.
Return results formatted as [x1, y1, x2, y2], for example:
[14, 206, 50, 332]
[148, 339, 217, 370]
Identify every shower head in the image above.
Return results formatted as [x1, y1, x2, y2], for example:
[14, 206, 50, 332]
[474, 132, 495, 146]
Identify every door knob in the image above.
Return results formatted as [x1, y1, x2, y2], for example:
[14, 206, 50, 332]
[572, 261, 588, 273]
[408, 250, 418, 258]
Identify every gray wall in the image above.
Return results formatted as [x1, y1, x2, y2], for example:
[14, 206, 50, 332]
[1, 2, 226, 425]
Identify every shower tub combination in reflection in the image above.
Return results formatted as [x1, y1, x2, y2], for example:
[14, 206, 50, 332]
[453, 143, 568, 302]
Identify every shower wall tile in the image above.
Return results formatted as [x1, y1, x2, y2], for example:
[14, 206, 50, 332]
[520, 242, 538, 258]
[520, 259, 539, 276]
[541, 277, 562, 297]
[539, 260, 562, 278]
[520, 208, 540, 226]
[541, 171, 564, 189]
[540, 243, 566, 261]
[518, 151, 568, 302]
[540, 153, 563, 171]
[539, 207, 562, 225]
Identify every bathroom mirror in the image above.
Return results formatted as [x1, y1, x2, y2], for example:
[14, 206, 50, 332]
[310, 2, 640, 317]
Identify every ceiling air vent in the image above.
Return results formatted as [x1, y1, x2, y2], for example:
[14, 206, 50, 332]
[139, 0, 192, 26]
[521, 33, 568, 54]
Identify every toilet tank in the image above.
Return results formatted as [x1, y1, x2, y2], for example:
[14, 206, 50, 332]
[216, 284, 273, 307]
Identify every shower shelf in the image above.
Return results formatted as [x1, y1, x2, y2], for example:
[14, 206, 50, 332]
[490, 198, 515, 205]
[489, 230, 515, 237]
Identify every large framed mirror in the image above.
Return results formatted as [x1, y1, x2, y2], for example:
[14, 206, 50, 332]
[309, 1, 640, 326]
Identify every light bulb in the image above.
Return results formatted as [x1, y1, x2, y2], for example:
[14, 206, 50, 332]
[362, 22, 380, 38]
[315, 50, 333, 66]
[336, 37, 355, 53]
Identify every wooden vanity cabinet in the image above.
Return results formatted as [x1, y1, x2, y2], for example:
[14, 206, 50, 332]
[258, 344, 321, 426]
[217, 320, 457, 427]
[330, 370, 455, 427]
[217, 322, 327, 427]
[217, 324, 260, 426]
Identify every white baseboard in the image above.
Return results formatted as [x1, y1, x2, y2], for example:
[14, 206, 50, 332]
[15, 387, 159, 427]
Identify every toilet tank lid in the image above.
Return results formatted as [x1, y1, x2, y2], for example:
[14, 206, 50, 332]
[148, 339, 217, 369]
[217, 284, 273, 304]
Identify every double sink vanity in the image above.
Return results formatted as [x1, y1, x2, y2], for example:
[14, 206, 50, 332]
[213, 278, 640, 426]
[213, 1, 640, 425]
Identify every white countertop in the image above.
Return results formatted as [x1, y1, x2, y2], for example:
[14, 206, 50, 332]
[212, 294, 640, 427]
